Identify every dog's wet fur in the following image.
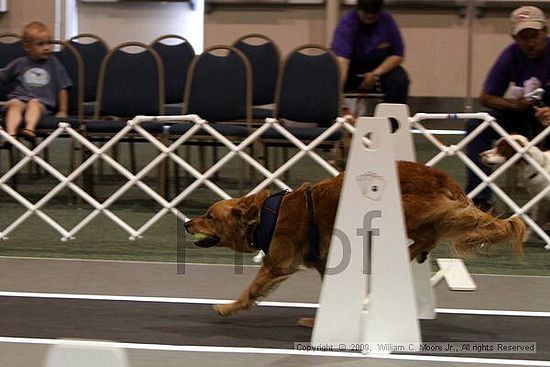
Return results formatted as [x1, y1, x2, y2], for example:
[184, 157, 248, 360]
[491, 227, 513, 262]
[185, 161, 525, 324]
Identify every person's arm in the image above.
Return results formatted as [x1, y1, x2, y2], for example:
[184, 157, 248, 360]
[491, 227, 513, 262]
[479, 89, 534, 112]
[56, 89, 68, 118]
[360, 55, 403, 90]
[336, 55, 350, 90]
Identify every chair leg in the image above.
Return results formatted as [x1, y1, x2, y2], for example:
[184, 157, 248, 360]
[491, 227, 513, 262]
[157, 134, 168, 198]
[98, 142, 106, 177]
[10, 147, 18, 190]
[174, 145, 194, 196]
[184, 145, 192, 180]
[68, 138, 77, 204]
[263, 144, 270, 171]
[239, 155, 245, 196]
[111, 143, 119, 175]
[25, 139, 39, 175]
[250, 139, 261, 185]
[82, 139, 95, 199]
[283, 147, 290, 182]
[1, 144, 19, 189]
[173, 147, 180, 198]
[41, 140, 49, 176]
[73, 136, 86, 205]
[199, 145, 206, 173]
[129, 138, 137, 174]
[212, 145, 219, 180]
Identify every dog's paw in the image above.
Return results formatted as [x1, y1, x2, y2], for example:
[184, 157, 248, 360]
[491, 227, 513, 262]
[213, 303, 235, 317]
[416, 251, 428, 263]
[297, 317, 315, 328]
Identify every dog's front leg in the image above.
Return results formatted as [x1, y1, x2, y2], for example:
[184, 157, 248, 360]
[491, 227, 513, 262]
[214, 265, 289, 316]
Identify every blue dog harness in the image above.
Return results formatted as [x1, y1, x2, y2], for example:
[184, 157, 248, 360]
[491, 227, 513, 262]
[250, 190, 288, 254]
[248, 186, 321, 261]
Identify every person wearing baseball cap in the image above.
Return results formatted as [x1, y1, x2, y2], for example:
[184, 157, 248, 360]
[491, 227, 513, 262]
[465, 5, 550, 211]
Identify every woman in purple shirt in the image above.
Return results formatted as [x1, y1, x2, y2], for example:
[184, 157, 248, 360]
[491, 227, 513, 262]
[331, 0, 409, 103]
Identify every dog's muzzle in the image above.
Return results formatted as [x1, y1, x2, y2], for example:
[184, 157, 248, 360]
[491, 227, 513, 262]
[184, 220, 220, 248]
[480, 149, 506, 166]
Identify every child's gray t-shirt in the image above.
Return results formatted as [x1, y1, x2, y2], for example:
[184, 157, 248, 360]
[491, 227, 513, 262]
[0, 55, 72, 110]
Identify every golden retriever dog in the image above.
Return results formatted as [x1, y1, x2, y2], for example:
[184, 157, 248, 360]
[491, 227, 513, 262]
[185, 161, 524, 323]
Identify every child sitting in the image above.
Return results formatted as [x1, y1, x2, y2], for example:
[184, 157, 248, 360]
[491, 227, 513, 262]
[0, 21, 72, 146]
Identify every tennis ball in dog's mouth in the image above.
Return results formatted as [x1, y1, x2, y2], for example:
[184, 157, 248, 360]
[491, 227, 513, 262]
[193, 233, 209, 241]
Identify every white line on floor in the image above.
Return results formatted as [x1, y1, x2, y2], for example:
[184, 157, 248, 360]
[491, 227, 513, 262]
[0, 256, 259, 267]
[1, 257, 549, 278]
[1, 290, 549, 318]
[0, 337, 548, 365]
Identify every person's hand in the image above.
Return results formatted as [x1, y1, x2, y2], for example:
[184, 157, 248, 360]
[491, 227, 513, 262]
[359, 72, 379, 91]
[55, 111, 67, 118]
[534, 106, 550, 126]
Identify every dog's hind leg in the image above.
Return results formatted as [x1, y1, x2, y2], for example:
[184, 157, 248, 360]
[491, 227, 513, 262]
[214, 265, 291, 317]
[408, 232, 438, 263]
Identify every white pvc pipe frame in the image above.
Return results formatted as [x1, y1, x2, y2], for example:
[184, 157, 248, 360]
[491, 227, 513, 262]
[0, 112, 548, 249]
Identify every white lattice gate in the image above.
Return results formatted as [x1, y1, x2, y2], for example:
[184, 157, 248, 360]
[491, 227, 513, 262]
[1, 107, 548, 249]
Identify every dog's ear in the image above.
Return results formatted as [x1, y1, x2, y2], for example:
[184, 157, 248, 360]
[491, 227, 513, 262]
[231, 190, 270, 224]
[503, 135, 531, 164]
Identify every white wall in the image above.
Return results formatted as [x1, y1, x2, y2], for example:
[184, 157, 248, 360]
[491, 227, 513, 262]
[393, 11, 512, 98]
[76, 0, 204, 52]
[204, 7, 326, 55]
[0, 1, 517, 99]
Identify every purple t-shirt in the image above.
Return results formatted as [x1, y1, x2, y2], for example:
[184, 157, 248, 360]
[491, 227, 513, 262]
[331, 10, 405, 73]
[484, 38, 550, 96]
[0, 55, 72, 110]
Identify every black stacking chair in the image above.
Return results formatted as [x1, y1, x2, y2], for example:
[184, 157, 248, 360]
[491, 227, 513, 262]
[262, 44, 343, 171]
[168, 45, 252, 193]
[233, 33, 280, 121]
[151, 34, 195, 115]
[0, 33, 26, 102]
[0, 33, 25, 174]
[68, 33, 109, 116]
[39, 41, 84, 127]
[83, 42, 165, 195]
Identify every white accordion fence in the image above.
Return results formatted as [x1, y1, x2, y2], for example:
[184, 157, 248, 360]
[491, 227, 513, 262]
[0, 104, 548, 249]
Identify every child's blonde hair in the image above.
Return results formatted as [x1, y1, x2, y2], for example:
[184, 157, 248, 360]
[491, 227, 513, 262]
[22, 21, 51, 46]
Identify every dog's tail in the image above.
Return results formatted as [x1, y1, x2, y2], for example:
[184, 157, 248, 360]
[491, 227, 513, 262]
[437, 200, 525, 258]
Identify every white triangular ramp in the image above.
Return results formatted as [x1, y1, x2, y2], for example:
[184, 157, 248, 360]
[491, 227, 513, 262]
[434, 258, 477, 291]
[411, 260, 436, 319]
[312, 116, 421, 352]
[375, 103, 435, 320]
[374, 103, 416, 162]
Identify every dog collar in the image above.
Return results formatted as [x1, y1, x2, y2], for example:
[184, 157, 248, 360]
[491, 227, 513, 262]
[249, 190, 289, 254]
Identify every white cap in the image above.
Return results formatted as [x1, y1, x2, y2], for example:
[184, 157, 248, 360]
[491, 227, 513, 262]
[510, 6, 546, 36]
